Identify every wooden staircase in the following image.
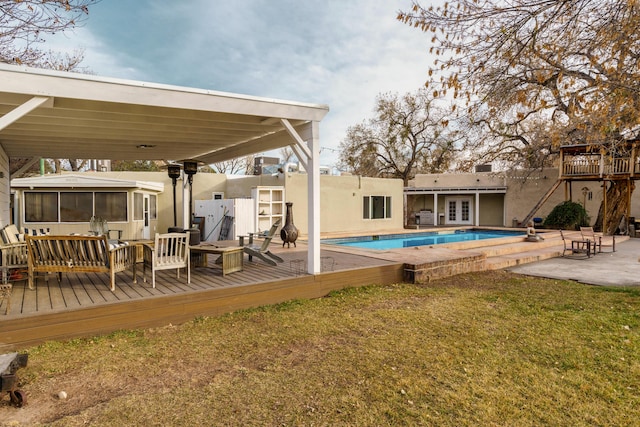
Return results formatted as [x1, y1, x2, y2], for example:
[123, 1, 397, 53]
[520, 179, 562, 227]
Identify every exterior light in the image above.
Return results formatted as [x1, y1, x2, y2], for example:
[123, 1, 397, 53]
[166, 163, 182, 228]
[167, 163, 181, 180]
[183, 160, 198, 176]
[181, 159, 203, 232]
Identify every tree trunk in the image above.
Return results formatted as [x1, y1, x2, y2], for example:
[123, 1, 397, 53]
[594, 180, 634, 234]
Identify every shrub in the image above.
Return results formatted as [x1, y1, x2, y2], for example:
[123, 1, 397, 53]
[543, 201, 590, 230]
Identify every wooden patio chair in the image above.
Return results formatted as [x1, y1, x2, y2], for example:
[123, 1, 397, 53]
[0, 225, 28, 284]
[580, 226, 616, 253]
[142, 232, 191, 288]
[243, 219, 284, 266]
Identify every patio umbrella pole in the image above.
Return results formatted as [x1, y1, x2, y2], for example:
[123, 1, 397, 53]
[173, 181, 177, 227]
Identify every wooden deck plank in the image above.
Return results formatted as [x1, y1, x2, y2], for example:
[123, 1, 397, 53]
[0, 247, 403, 351]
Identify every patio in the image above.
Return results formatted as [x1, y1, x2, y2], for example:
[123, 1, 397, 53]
[0, 242, 403, 351]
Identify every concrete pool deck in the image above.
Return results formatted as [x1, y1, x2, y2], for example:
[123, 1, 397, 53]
[508, 237, 640, 287]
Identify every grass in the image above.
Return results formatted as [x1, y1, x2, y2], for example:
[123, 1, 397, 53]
[1, 270, 639, 426]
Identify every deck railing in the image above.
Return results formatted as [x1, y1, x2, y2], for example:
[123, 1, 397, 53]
[562, 156, 634, 177]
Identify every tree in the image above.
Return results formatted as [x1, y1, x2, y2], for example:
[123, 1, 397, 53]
[399, 1, 640, 233]
[212, 155, 255, 175]
[0, 0, 97, 69]
[2, 1, 99, 176]
[111, 160, 162, 172]
[338, 89, 462, 186]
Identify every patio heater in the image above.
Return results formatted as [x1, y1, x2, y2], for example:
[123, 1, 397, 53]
[182, 159, 200, 245]
[167, 163, 183, 233]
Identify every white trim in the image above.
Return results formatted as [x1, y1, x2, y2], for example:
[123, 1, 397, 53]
[11, 174, 164, 192]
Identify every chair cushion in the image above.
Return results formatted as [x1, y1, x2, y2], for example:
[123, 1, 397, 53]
[2, 224, 23, 244]
[108, 241, 129, 250]
[22, 227, 51, 236]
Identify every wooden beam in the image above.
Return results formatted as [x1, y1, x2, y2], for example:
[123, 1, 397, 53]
[0, 96, 52, 131]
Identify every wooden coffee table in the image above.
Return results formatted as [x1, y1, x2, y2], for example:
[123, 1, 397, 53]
[190, 244, 244, 276]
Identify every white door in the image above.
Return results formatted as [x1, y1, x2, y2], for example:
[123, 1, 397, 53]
[445, 196, 473, 225]
[143, 194, 150, 239]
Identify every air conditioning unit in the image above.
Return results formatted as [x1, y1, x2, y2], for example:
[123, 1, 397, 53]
[475, 164, 492, 173]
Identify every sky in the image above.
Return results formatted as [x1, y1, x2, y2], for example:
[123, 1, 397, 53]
[47, 0, 433, 170]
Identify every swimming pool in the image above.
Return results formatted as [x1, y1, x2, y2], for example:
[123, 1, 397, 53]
[321, 229, 524, 250]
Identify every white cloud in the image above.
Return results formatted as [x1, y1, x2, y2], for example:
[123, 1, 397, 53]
[44, 0, 433, 169]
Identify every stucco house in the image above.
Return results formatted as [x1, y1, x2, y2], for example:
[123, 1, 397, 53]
[10, 170, 404, 242]
[12, 164, 638, 242]
[406, 167, 640, 230]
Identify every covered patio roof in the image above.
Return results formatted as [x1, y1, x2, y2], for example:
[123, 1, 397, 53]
[0, 63, 328, 163]
[0, 63, 329, 273]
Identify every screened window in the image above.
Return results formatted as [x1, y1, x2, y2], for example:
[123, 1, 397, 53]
[60, 192, 93, 222]
[95, 192, 128, 221]
[24, 192, 58, 222]
[363, 196, 392, 219]
[24, 191, 130, 223]
[134, 193, 144, 220]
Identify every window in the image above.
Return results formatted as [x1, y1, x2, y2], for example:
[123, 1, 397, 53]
[24, 190, 130, 223]
[60, 192, 93, 222]
[95, 192, 127, 221]
[448, 200, 457, 221]
[363, 196, 392, 219]
[461, 200, 470, 222]
[149, 194, 157, 220]
[24, 192, 58, 222]
[134, 193, 144, 220]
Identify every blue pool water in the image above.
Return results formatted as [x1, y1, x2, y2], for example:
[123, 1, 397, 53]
[322, 229, 524, 250]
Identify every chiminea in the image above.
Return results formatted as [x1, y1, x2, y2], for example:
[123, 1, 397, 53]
[280, 202, 299, 248]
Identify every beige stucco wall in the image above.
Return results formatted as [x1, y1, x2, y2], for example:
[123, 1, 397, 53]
[410, 172, 507, 188]
[479, 193, 505, 226]
[503, 168, 609, 226]
[282, 173, 404, 237]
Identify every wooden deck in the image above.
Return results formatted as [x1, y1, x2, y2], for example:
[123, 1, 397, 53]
[0, 243, 403, 351]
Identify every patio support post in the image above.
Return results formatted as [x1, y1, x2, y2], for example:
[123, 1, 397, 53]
[475, 192, 480, 226]
[433, 193, 438, 226]
[182, 177, 190, 230]
[307, 121, 321, 274]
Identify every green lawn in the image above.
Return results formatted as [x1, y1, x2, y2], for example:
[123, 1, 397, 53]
[2, 270, 639, 426]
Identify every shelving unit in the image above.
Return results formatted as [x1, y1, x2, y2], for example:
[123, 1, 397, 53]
[252, 186, 285, 233]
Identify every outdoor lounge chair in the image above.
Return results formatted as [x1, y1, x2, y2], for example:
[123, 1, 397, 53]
[142, 232, 191, 288]
[580, 226, 615, 253]
[243, 219, 284, 266]
[559, 229, 591, 258]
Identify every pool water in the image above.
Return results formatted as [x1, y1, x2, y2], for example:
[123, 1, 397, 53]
[322, 229, 524, 250]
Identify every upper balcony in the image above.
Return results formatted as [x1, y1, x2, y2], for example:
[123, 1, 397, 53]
[560, 143, 640, 180]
